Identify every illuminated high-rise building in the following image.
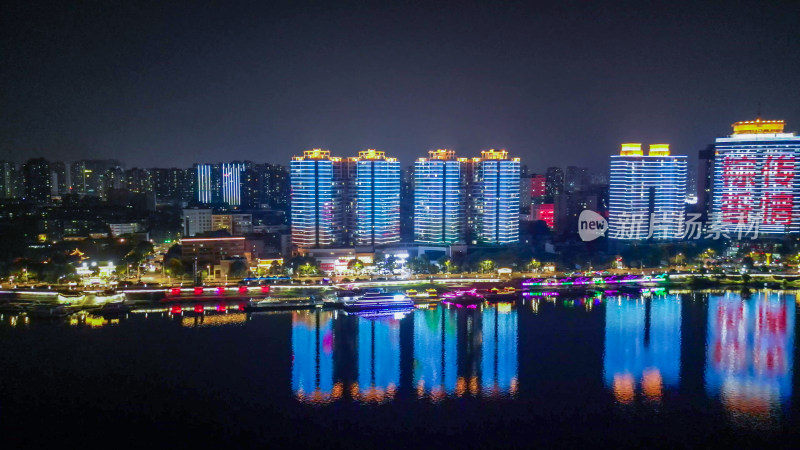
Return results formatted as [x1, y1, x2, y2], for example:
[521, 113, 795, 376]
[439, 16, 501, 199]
[414, 149, 464, 244]
[290, 149, 346, 248]
[473, 149, 520, 244]
[23, 157, 52, 203]
[608, 143, 687, 240]
[194, 163, 220, 204]
[152, 168, 190, 204]
[710, 119, 800, 234]
[565, 166, 589, 194]
[70, 159, 123, 196]
[545, 167, 564, 201]
[0, 161, 21, 199]
[221, 162, 246, 207]
[354, 149, 400, 246]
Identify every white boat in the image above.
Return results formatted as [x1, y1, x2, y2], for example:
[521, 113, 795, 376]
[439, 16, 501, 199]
[342, 290, 414, 311]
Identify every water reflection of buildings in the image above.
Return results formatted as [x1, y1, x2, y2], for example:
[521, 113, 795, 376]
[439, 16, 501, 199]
[353, 316, 401, 404]
[291, 304, 520, 404]
[604, 296, 681, 404]
[481, 303, 519, 397]
[414, 304, 518, 400]
[414, 307, 457, 400]
[705, 293, 794, 423]
[292, 311, 341, 404]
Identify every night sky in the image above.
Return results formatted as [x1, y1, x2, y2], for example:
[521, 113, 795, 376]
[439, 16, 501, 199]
[1, 0, 798, 172]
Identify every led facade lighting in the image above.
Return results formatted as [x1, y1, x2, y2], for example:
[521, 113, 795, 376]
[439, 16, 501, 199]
[195, 163, 215, 204]
[711, 119, 800, 234]
[355, 149, 400, 246]
[474, 149, 520, 244]
[220, 162, 246, 206]
[414, 149, 463, 244]
[608, 143, 687, 240]
[290, 149, 345, 248]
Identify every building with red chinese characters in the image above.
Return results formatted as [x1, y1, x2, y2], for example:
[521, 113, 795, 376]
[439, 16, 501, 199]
[711, 119, 800, 235]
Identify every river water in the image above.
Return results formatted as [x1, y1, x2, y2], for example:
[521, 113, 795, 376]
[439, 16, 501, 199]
[0, 290, 797, 447]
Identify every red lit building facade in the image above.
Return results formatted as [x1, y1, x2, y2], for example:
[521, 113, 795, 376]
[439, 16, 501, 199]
[711, 119, 800, 235]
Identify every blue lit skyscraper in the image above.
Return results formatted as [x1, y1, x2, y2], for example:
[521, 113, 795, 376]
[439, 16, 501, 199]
[414, 149, 464, 244]
[290, 149, 345, 248]
[355, 149, 400, 246]
[608, 144, 687, 240]
[474, 150, 520, 244]
[220, 162, 246, 207]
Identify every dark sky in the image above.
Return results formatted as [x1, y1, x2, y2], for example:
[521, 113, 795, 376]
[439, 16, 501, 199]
[1, 0, 798, 173]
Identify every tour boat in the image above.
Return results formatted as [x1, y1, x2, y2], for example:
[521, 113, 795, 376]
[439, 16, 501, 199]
[244, 296, 323, 311]
[405, 289, 435, 299]
[485, 286, 517, 302]
[342, 290, 414, 311]
[440, 289, 484, 306]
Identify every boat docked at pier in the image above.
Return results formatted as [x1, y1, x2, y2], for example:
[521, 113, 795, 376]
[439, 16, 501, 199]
[244, 296, 324, 311]
[341, 290, 414, 312]
[440, 289, 484, 306]
[485, 286, 517, 302]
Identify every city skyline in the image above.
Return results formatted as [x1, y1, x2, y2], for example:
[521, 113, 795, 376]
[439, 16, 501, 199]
[5, 2, 800, 446]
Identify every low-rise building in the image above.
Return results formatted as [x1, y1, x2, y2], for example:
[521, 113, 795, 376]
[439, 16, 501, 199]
[109, 222, 139, 237]
[212, 213, 253, 235]
[180, 236, 246, 264]
[183, 208, 212, 237]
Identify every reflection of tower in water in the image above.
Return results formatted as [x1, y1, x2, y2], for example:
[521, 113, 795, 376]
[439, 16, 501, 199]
[293, 305, 520, 404]
[481, 303, 518, 397]
[456, 304, 482, 396]
[603, 296, 681, 404]
[419, 303, 519, 399]
[705, 293, 794, 425]
[292, 310, 342, 404]
[413, 306, 457, 400]
[353, 316, 401, 403]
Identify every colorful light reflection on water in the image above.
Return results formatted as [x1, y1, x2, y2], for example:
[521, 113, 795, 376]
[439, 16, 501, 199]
[705, 292, 794, 426]
[3, 290, 800, 446]
[604, 295, 681, 404]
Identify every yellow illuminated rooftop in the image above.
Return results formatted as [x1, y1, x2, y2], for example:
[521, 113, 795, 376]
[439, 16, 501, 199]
[648, 144, 670, 156]
[358, 149, 386, 160]
[480, 149, 509, 160]
[301, 148, 331, 159]
[732, 118, 785, 135]
[620, 143, 643, 156]
[428, 149, 456, 160]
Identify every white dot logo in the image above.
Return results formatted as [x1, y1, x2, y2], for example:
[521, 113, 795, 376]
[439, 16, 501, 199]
[578, 210, 607, 242]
